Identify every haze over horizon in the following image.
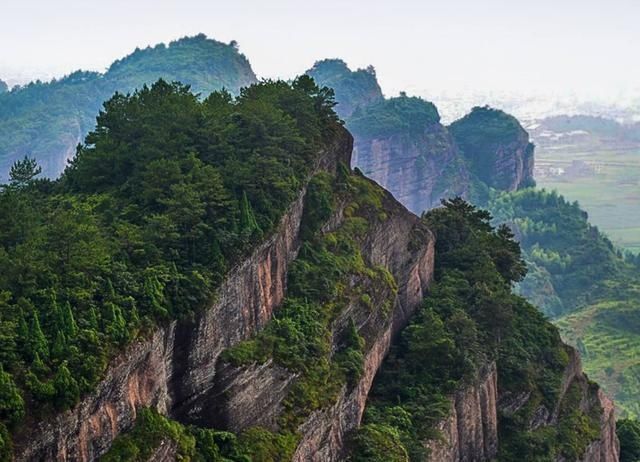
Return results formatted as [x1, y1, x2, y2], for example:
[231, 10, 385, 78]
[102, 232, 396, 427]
[2, 0, 639, 109]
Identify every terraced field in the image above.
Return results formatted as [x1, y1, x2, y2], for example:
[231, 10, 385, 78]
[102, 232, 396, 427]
[535, 146, 640, 254]
[556, 299, 640, 418]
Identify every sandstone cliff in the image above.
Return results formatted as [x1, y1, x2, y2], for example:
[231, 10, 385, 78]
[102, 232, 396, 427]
[209, 180, 434, 461]
[449, 105, 535, 192]
[13, 129, 352, 461]
[423, 363, 499, 462]
[423, 350, 618, 462]
[352, 122, 471, 215]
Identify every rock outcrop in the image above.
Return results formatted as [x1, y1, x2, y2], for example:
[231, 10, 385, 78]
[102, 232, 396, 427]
[424, 363, 499, 462]
[352, 122, 471, 215]
[209, 179, 435, 461]
[13, 129, 352, 461]
[449, 105, 535, 192]
[424, 349, 618, 462]
[306, 59, 384, 119]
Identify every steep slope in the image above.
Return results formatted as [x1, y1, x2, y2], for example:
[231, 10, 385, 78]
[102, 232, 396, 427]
[449, 105, 536, 191]
[306, 59, 383, 118]
[349, 199, 618, 462]
[0, 34, 257, 180]
[0, 77, 339, 460]
[349, 95, 474, 214]
[308, 62, 532, 215]
[489, 188, 640, 417]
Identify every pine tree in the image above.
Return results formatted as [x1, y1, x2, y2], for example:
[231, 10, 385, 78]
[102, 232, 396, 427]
[53, 362, 79, 410]
[0, 366, 25, 427]
[29, 314, 49, 361]
[239, 191, 262, 236]
[62, 302, 78, 337]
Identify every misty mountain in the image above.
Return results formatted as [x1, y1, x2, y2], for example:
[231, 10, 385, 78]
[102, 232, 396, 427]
[0, 34, 257, 180]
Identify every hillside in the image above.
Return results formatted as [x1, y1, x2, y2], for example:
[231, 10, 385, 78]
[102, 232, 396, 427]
[0, 76, 618, 461]
[488, 188, 640, 417]
[309, 62, 535, 213]
[306, 59, 383, 118]
[0, 34, 257, 180]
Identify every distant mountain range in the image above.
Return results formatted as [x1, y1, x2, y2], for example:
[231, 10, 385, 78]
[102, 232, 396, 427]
[0, 34, 256, 180]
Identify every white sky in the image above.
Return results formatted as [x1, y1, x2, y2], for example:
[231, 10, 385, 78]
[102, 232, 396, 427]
[0, 0, 638, 101]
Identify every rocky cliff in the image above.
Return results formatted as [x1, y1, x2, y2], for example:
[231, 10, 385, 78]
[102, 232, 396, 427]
[449, 105, 535, 192]
[352, 121, 471, 215]
[13, 128, 352, 461]
[209, 179, 434, 461]
[424, 351, 618, 462]
[424, 363, 499, 462]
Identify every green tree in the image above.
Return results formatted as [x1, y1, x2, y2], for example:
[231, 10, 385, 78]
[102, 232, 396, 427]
[8, 156, 41, 187]
[53, 362, 80, 410]
[0, 368, 24, 427]
[618, 419, 640, 462]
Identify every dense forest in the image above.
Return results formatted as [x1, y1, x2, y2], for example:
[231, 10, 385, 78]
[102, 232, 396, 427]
[0, 76, 340, 459]
[0, 34, 257, 179]
[488, 188, 640, 417]
[305, 59, 383, 118]
[349, 198, 600, 461]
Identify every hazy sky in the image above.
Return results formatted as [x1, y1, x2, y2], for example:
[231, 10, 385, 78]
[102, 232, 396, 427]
[1, 0, 638, 100]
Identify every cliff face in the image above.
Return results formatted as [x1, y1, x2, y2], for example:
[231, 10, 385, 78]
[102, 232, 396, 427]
[424, 363, 499, 462]
[449, 106, 535, 192]
[352, 122, 471, 215]
[424, 350, 618, 462]
[14, 130, 352, 461]
[210, 181, 435, 461]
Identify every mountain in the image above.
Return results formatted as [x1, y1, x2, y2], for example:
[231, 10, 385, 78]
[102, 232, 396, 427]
[310, 58, 638, 422]
[308, 62, 535, 214]
[0, 75, 617, 461]
[0, 79, 7, 93]
[449, 105, 536, 191]
[349, 95, 474, 213]
[0, 34, 257, 180]
[306, 59, 383, 118]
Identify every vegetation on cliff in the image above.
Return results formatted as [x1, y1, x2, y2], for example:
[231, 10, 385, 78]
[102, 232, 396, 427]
[449, 106, 535, 190]
[348, 95, 441, 138]
[489, 187, 640, 417]
[305, 59, 383, 118]
[349, 198, 599, 461]
[0, 76, 340, 458]
[0, 34, 258, 179]
[221, 167, 398, 457]
[618, 418, 640, 462]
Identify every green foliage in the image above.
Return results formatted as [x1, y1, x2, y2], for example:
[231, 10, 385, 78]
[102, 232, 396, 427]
[306, 59, 383, 118]
[0, 77, 341, 453]
[618, 419, 640, 462]
[348, 424, 409, 462]
[8, 156, 41, 187]
[450, 106, 533, 190]
[348, 95, 440, 138]
[489, 187, 632, 316]
[350, 198, 581, 461]
[102, 408, 196, 462]
[223, 170, 396, 441]
[0, 34, 257, 180]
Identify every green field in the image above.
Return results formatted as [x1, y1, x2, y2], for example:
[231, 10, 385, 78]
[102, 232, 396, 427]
[536, 147, 640, 254]
[556, 299, 640, 418]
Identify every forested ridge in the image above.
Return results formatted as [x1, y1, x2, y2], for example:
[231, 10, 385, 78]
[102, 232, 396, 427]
[348, 199, 601, 461]
[0, 76, 340, 459]
[0, 34, 257, 180]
